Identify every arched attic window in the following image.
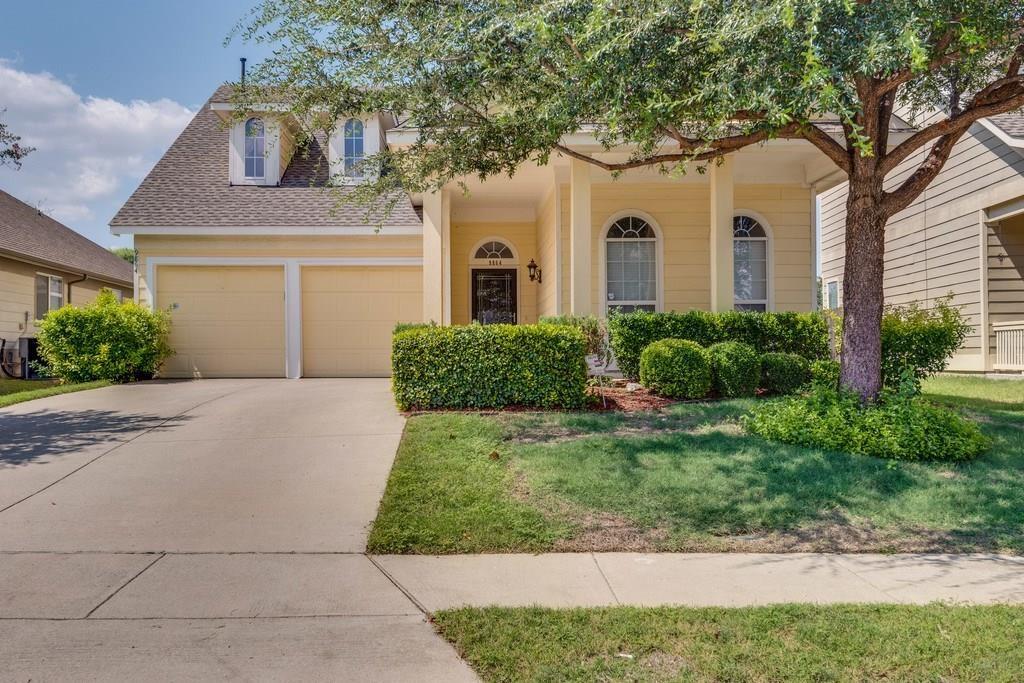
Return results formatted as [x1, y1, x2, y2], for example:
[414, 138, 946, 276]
[244, 117, 265, 179]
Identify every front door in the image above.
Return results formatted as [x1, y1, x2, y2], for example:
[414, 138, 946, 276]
[472, 269, 517, 324]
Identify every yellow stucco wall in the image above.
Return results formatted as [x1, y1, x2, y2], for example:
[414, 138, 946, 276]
[450, 222, 539, 325]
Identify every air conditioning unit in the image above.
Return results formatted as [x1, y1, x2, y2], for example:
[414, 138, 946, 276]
[18, 337, 40, 379]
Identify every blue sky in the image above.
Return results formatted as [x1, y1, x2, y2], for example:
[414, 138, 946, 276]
[0, 1, 270, 247]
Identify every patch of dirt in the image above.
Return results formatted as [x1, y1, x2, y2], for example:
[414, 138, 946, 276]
[552, 510, 671, 553]
[587, 384, 679, 412]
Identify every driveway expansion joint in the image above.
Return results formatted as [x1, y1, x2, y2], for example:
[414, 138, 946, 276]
[367, 554, 431, 616]
[84, 553, 165, 618]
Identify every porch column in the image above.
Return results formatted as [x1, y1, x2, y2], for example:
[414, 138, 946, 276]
[422, 189, 451, 324]
[709, 156, 735, 312]
[569, 158, 592, 315]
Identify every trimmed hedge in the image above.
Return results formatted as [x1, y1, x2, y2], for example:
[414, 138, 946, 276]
[810, 359, 841, 389]
[392, 324, 588, 410]
[639, 339, 713, 399]
[539, 314, 606, 356]
[609, 310, 828, 380]
[761, 352, 812, 395]
[708, 341, 761, 398]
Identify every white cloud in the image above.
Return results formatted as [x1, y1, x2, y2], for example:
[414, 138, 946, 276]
[0, 59, 193, 246]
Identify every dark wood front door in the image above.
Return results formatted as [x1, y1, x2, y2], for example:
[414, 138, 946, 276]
[472, 269, 517, 324]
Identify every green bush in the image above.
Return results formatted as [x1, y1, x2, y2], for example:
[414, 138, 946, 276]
[708, 341, 761, 398]
[36, 289, 172, 383]
[639, 339, 713, 399]
[392, 324, 588, 410]
[609, 310, 828, 380]
[539, 314, 606, 356]
[881, 298, 971, 387]
[393, 321, 437, 334]
[743, 386, 989, 461]
[761, 352, 811, 395]
[810, 359, 841, 389]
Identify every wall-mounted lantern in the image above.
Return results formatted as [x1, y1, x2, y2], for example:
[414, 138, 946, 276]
[527, 258, 542, 284]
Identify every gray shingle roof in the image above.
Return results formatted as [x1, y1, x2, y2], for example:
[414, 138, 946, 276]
[0, 189, 133, 285]
[988, 112, 1024, 139]
[110, 86, 421, 230]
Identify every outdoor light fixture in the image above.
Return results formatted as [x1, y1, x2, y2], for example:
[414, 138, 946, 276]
[527, 258, 542, 283]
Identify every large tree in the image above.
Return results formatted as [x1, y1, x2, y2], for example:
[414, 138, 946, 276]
[239, 0, 1024, 400]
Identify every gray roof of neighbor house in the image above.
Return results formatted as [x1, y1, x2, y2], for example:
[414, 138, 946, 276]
[110, 85, 421, 230]
[988, 112, 1024, 139]
[0, 189, 133, 286]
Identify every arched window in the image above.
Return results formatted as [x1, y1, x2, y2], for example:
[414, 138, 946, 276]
[605, 215, 658, 313]
[244, 118, 265, 179]
[343, 118, 364, 177]
[733, 215, 769, 311]
[473, 240, 515, 261]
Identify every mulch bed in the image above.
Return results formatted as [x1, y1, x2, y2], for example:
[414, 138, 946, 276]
[587, 381, 679, 412]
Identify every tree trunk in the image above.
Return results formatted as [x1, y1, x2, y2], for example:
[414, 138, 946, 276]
[839, 176, 888, 401]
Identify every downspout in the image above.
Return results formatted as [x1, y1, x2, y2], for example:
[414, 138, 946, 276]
[67, 273, 88, 304]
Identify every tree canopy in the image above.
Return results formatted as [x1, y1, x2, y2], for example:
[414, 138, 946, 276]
[0, 110, 32, 169]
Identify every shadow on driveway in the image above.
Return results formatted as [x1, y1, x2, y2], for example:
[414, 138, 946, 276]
[0, 410, 191, 467]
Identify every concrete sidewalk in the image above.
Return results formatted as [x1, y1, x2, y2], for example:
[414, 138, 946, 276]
[374, 552, 1024, 610]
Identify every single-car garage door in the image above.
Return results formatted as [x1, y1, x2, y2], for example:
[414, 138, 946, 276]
[156, 265, 286, 378]
[301, 266, 422, 377]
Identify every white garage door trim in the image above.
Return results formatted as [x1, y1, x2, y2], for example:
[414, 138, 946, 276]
[147, 256, 424, 379]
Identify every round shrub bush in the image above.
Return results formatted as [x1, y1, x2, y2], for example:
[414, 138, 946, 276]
[708, 341, 761, 398]
[36, 289, 172, 383]
[742, 386, 990, 461]
[761, 352, 811, 395]
[639, 339, 712, 399]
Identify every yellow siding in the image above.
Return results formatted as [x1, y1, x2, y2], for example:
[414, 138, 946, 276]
[156, 265, 286, 378]
[450, 222, 538, 324]
[301, 266, 421, 377]
[1, 255, 132, 367]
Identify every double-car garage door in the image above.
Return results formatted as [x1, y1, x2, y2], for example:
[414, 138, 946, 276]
[156, 265, 421, 378]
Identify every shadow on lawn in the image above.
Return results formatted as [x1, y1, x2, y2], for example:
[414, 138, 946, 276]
[0, 409, 191, 467]
[517, 421, 1024, 553]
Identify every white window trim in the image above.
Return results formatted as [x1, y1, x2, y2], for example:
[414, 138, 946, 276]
[36, 272, 64, 316]
[599, 210, 664, 316]
[733, 209, 774, 312]
[825, 280, 840, 310]
[144, 256, 424, 380]
[468, 236, 519, 266]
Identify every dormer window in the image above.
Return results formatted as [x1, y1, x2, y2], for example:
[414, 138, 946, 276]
[244, 117, 265, 179]
[343, 118, 364, 178]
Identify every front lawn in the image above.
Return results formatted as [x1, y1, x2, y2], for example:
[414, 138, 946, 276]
[0, 379, 110, 409]
[435, 604, 1024, 682]
[368, 375, 1024, 554]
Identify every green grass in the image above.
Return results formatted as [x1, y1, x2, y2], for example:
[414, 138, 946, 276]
[435, 604, 1024, 682]
[0, 379, 110, 408]
[369, 375, 1024, 554]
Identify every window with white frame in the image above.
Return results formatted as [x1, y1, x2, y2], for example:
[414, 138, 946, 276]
[343, 118, 364, 178]
[733, 215, 769, 311]
[35, 274, 64, 318]
[826, 281, 839, 310]
[605, 216, 658, 313]
[244, 117, 265, 179]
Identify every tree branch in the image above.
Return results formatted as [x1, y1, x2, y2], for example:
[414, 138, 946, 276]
[796, 122, 852, 174]
[879, 80, 1024, 176]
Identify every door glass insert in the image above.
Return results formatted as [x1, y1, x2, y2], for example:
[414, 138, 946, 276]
[472, 268, 517, 324]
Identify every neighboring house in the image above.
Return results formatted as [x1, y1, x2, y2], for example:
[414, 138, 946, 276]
[0, 189, 134, 376]
[821, 114, 1024, 374]
[112, 85, 907, 379]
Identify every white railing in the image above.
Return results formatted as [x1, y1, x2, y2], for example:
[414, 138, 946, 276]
[994, 320, 1024, 371]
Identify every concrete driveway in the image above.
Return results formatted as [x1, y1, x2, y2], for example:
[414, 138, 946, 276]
[0, 380, 476, 681]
